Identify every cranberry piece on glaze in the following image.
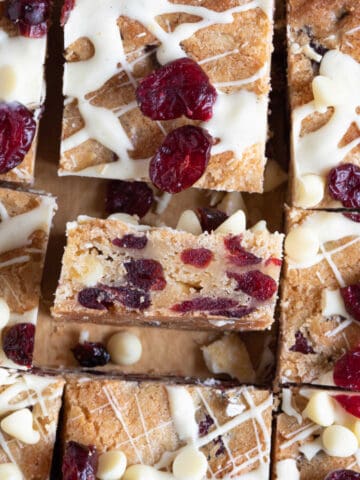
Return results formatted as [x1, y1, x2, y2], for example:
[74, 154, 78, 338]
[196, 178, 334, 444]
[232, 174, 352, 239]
[2, 323, 35, 367]
[333, 346, 360, 390]
[340, 282, 360, 322]
[180, 248, 213, 268]
[265, 257, 282, 267]
[343, 212, 360, 223]
[328, 164, 360, 208]
[60, 0, 74, 26]
[334, 395, 360, 420]
[62, 441, 98, 480]
[78, 287, 113, 310]
[0, 102, 36, 174]
[289, 330, 315, 354]
[325, 470, 360, 480]
[197, 207, 228, 233]
[172, 297, 238, 313]
[224, 235, 262, 267]
[105, 180, 154, 218]
[112, 234, 148, 250]
[149, 126, 213, 193]
[136, 57, 217, 121]
[72, 341, 110, 367]
[227, 270, 277, 301]
[124, 258, 166, 291]
[6, 0, 50, 38]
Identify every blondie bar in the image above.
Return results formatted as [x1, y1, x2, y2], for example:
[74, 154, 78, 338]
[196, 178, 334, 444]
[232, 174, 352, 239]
[287, 0, 360, 209]
[0, 187, 56, 369]
[61, 377, 273, 480]
[52, 214, 283, 331]
[0, 0, 50, 183]
[60, 0, 274, 193]
[277, 208, 360, 386]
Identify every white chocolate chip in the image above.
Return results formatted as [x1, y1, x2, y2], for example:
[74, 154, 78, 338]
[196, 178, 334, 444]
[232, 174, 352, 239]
[295, 175, 325, 208]
[73, 255, 104, 287]
[97, 450, 127, 480]
[215, 210, 246, 235]
[352, 420, 360, 443]
[107, 332, 142, 366]
[263, 159, 288, 193]
[0, 65, 17, 99]
[250, 220, 268, 233]
[285, 227, 320, 263]
[176, 211, 202, 235]
[1, 409, 40, 445]
[0, 298, 10, 329]
[312, 75, 345, 111]
[172, 446, 208, 480]
[107, 213, 139, 225]
[0, 463, 23, 480]
[303, 392, 335, 427]
[123, 465, 173, 480]
[322, 425, 358, 457]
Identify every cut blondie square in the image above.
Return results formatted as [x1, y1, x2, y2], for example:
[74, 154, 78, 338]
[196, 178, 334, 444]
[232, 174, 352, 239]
[274, 387, 360, 480]
[287, 0, 360, 209]
[60, 0, 274, 193]
[0, 368, 64, 480]
[0, 0, 50, 184]
[61, 377, 273, 480]
[277, 208, 360, 386]
[52, 214, 283, 331]
[0, 187, 56, 369]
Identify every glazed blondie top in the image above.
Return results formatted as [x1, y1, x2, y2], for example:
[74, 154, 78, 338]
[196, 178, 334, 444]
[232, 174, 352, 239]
[60, 0, 274, 193]
[63, 378, 273, 479]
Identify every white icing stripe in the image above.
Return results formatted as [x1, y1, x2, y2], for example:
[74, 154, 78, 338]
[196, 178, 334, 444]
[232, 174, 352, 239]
[0, 255, 30, 269]
[280, 424, 321, 450]
[281, 390, 302, 425]
[166, 386, 198, 443]
[0, 31, 46, 105]
[62, 0, 272, 179]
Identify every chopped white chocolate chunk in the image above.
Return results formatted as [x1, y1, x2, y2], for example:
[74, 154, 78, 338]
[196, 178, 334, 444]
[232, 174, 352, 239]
[303, 391, 335, 427]
[172, 446, 208, 480]
[71, 255, 104, 287]
[321, 288, 349, 319]
[1, 408, 40, 445]
[97, 450, 127, 480]
[202, 334, 255, 383]
[285, 227, 320, 263]
[250, 220, 268, 233]
[107, 213, 139, 225]
[123, 465, 173, 480]
[0, 463, 23, 480]
[0, 298, 10, 329]
[107, 332, 142, 366]
[176, 211, 202, 235]
[294, 174, 325, 208]
[275, 459, 300, 480]
[218, 192, 247, 216]
[215, 210, 246, 235]
[312, 75, 345, 112]
[322, 425, 358, 457]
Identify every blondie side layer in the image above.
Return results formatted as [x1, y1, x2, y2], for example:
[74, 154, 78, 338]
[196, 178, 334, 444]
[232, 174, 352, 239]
[60, 0, 274, 193]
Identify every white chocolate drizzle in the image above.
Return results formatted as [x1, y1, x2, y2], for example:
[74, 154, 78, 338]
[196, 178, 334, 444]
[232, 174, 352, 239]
[61, 0, 272, 180]
[165, 386, 198, 443]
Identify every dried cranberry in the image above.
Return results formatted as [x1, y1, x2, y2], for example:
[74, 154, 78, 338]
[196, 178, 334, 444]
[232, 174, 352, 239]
[224, 236, 262, 267]
[60, 0, 74, 26]
[211, 306, 254, 318]
[2, 323, 34, 367]
[172, 297, 238, 313]
[227, 270, 277, 301]
[328, 164, 360, 208]
[343, 212, 360, 223]
[113, 234, 148, 250]
[6, 0, 50, 37]
[289, 330, 315, 354]
[199, 414, 214, 436]
[214, 436, 226, 456]
[149, 126, 212, 193]
[72, 341, 110, 367]
[124, 258, 166, 291]
[340, 282, 360, 322]
[113, 286, 151, 310]
[136, 58, 217, 121]
[333, 346, 360, 390]
[325, 470, 360, 480]
[0, 102, 36, 174]
[265, 257, 282, 267]
[78, 288, 113, 310]
[180, 248, 213, 268]
[62, 441, 98, 480]
[334, 395, 360, 419]
[105, 180, 154, 218]
[197, 208, 228, 232]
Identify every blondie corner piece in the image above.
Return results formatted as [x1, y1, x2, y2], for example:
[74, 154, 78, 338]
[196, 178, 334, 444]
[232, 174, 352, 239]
[62, 378, 273, 480]
[0, 368, 64, 479]
[59, 0, 274, 193]
[0, 1, 49, 184]
[0, 187, 56, 369]
[287, 0, 360, 209]
[274, 387, 360, 480]
[277, 208, 360, 386]
[52, 216, 283, 331]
